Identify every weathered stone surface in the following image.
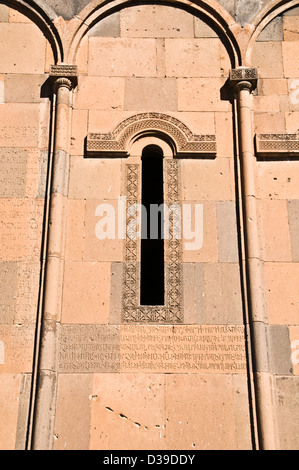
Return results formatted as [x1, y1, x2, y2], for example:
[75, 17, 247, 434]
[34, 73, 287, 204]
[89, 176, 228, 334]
[89, 11, 120, 37]
[124, 78, 177, 112]
[274, 377, 299, 449]
[53, 374, 93, 450]
[288, 200, 299, 262]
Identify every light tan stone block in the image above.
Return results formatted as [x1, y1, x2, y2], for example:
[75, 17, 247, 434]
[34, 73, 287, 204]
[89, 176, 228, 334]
[258, 199, 292, 262]
[0, 262, 17, 324]
[288, 200, 299, 262]
[4, 74, 44, 103]
[0, 23, 46, 73]
[68, 157, 122, 200]
[24, 149, 42, 199]
[264, 262, 299, 325]
[124, 78, 177, 112]
[89, 11, 120, 37]
[256, 161, 299, 200]
[88, 37, 156, 77]
[203, 263, 243, 324]
[0, 199, 43, 262]
[259, 79, 288, 96]
[252, 42, 283, 78]
[62, 261, 111, 324]
[283, 16, 299, 40]
[215, 112, 234, 158]
[76, 34, 88, 75]
[0, 103, 40, 148]
[70, 109, 88, 156]
[182, 201, 218, 263]
[216, 201, 239, 263]
[169, 111, 215, 135]
[178, 78, 230, 112]
[194, 17, 218, 37]
[90, 373, 166, 450]
[0, 148, 28, 197]
[254, 112, 286, 133]
[0, 325, 35, 373]
[285, 111, 299, 132]
[84, 199, 124, 262]
[88, 110, 132, 133]
[0, 374, 22, 450]
[165, 39, 222, 77]
[53, 374, 93, 450]
[282, 42, 299, 78]
[74, 76, 125, 110]
[9, 9, 31, 23]
[274, 376, 299, 450]
[253, 95, 280, 113]
[165, 374, 250, 450]
[0, 5, 9, 23]
[14, 262, 40, 324]
[289, 326, 299, 375]
[182, 158, 232, 200]
[65, 199, 85, 262]
[120, 5, 194, 38]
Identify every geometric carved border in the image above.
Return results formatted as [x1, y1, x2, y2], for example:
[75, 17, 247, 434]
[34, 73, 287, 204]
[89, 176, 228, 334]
[122, 160, 183, 324]
[86, 112, 216, 158]
[256, 134, 299, 158]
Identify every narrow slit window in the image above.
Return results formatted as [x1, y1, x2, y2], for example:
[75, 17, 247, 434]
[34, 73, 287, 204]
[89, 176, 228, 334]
[140, 145, 164, 306]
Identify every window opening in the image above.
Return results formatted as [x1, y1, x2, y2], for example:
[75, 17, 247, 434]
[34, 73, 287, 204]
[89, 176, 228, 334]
[140, 145, 164, 306]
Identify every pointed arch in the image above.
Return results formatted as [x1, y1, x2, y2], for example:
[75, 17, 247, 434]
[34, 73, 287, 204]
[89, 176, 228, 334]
[66, 0, 242, 67]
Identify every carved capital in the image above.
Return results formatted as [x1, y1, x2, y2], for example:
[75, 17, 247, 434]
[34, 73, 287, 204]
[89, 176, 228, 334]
[229, 67, 258, 92]
[50, 64, 78, 91]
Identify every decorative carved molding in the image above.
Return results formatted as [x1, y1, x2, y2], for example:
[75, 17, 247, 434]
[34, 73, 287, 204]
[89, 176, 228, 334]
[86, 113, 216, 158]
[49, 64, 78, 88]
[122, 161, 183, 324]
[255, 134, 299, 158]
[229, 67, 258, 91]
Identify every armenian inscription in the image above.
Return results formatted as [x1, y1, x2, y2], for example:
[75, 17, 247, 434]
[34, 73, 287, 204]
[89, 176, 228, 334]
[59, 324, 247, 373]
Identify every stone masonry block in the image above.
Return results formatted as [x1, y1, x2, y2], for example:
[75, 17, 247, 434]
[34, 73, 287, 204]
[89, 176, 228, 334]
[287, 200, 299, 262]
[216, 201, 239, 263]
[62, 261, 111, 324]
[53, 374, 93, 450]
[0, 23, 46, 74]
[88, 38, 156, 77]
[264, 262, 299, 325]
[89, 11, 120, 37]
[124, 78, 177, 112]
[252, 42, 284, 79]
[165, 38, 223, 78]
[282, 42, 299, 78]
[120, 5, 194, 38]
[274, 376, 299, 450]
[74, 76, 125, 110]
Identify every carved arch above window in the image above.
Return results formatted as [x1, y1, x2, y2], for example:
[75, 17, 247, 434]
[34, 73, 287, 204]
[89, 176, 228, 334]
[85, 112, 216, 158]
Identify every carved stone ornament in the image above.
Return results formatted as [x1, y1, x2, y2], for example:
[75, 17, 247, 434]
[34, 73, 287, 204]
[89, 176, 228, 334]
[255, 134, 299, 158]
[123, 160, 183, 324]
[86, 113, 216, 158]
[49, 64, 78, 88]
[229, 67, 258, 91]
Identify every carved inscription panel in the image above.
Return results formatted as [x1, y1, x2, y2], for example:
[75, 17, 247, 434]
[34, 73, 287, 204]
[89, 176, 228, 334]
[59, 324, 247, 374]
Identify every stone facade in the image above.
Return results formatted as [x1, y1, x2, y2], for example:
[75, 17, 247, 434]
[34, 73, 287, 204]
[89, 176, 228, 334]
[0, 0, 299, 451]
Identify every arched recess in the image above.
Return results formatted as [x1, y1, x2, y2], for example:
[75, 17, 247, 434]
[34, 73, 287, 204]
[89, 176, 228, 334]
[4, 0, 63, 63]
[65, 0, 242, 67]
[245, 0, 299, 65]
